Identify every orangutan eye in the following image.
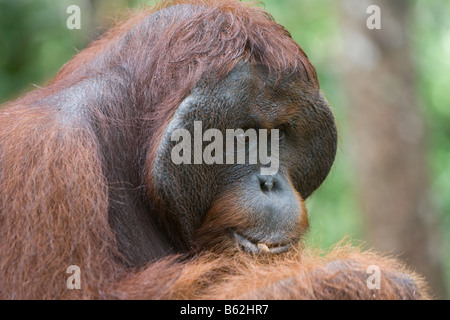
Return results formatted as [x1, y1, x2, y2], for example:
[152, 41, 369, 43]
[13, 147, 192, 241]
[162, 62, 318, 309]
[277, 130, 285, 140]
[270, 129, 285, 140]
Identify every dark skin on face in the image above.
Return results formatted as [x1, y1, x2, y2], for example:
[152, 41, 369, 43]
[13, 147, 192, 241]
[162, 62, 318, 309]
[153, 62, 337, 254]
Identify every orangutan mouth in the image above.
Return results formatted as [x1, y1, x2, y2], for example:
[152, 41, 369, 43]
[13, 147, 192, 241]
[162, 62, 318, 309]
[233, 231, 293, 254]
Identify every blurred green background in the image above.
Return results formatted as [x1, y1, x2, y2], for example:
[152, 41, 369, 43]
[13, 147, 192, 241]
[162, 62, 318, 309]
[0, 0, 449, 298]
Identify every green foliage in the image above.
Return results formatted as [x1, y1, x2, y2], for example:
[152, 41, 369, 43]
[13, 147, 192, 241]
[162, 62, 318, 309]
[0, 0, 86, 101]
[412, 0, 450, 288]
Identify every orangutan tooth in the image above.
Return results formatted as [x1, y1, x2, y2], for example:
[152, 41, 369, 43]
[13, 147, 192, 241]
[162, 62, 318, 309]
[257, 243, 270, 253]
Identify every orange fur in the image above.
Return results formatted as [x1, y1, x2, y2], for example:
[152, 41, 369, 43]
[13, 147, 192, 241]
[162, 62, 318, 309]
[114, 243, 429, 299]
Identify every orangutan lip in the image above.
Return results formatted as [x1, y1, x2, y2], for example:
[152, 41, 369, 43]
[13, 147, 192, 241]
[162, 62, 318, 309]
[232, 231, 292, 254]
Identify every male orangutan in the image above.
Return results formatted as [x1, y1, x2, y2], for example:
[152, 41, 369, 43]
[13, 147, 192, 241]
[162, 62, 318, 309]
[0, 0, 428, 299]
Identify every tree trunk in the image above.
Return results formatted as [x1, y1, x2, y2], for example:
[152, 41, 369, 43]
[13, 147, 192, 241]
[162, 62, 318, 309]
[339, 0, 447, 298]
